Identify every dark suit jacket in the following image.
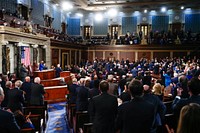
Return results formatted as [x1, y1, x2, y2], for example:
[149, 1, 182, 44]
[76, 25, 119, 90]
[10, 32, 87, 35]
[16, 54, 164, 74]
[0, 109, 20, 133]
[89, 87, 100, 99]
[88, 92, 118, 133]
[21, 82, 32, 103]
[76, 86, 89, 111]
[115, 97, 154, 133]
[68, 84, 79, 104]
[173, 95, 200, 124]
[7, 88, 24, 112]
[30, 83, 45, 106]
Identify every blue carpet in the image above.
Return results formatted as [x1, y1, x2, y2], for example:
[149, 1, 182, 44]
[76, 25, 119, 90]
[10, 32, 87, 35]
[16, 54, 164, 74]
[45, 102, 70, 133]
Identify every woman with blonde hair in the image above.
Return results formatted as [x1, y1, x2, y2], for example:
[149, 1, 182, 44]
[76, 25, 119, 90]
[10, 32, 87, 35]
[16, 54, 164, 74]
[152, 83, 164, 101]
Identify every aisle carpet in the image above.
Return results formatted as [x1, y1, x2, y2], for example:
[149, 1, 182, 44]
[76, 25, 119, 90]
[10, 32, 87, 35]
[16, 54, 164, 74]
[45, 102, 70, 133]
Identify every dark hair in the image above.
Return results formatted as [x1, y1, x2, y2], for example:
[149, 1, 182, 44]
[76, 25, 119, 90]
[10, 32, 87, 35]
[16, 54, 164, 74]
[177, 103, 200, 133]
[128, 79, 143, 97]
[119, 92, 131, 103]
[188, 77, 200, 95]
[93, 80, 100, 88]
[99, 80, 109, 92]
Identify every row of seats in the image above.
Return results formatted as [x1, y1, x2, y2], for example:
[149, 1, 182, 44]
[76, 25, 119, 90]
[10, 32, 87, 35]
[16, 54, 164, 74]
[66, 103, 92, 133]
[20, 101, 48, 133]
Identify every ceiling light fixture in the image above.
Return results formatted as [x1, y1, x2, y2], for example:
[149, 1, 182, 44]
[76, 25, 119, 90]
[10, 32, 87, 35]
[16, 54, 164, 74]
[62, 1, 73, 11]
[181, 6, 184, 10]
[161, 7, 166, 12]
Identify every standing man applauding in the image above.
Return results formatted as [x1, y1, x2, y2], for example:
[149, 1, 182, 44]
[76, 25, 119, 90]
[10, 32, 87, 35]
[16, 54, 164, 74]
[88, 80, 118, 133]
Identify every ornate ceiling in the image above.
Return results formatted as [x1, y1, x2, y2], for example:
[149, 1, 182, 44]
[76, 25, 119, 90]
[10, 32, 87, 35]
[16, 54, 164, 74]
[49, 0, 200, 12]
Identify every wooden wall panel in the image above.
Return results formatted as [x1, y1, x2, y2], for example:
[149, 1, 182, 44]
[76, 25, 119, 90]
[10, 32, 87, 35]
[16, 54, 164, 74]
[71, 50, 75, 65]
[95, 51, 103, 59]
[173, 52, 188, 58]
[76, 50, 79, 65]
[105, 51, 117, 61]
[120, 52, 126, 60]
[88, 51, 93, 62]
[51, 49, 59, 66]
[120, 52, 135, 61]
[153, 52, 170, 59]
[138, 52, 151, 60]
[81, 50, 88, 63]
[126, 52, 135, 61]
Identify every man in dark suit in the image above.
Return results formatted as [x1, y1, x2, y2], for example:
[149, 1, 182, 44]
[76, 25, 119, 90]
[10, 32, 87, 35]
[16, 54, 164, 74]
[68, 78, 79, 104]
[21, 76, 32, 105]
[30, 77, 45, 106]
[88, 80, 118, 133]
[76, 78, 89, 111]
[7, 80, 24, 112]
[115, 79, 154, 133]
[20, 63, 28, 82]
[89, 79, 100, 99]
[173, 77, 200, 126]
[55, 63, 63, 78]
[0, 87, 20, 133]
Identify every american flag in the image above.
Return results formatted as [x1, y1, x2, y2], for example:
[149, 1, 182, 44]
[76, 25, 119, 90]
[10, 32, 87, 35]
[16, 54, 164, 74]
[21, 46, 30, 66]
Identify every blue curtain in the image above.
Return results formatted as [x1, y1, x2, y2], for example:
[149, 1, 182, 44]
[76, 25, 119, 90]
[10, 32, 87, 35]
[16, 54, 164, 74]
[122, 17, 137, 34]
[185, 14, 200, 33]
[152, 16, 169, 32]
[52, 9, 61, 30]
[0, 0, 17, 15]
[67, 18, 80, 35]
[31, 0, 44, 25]
[93, 18, 108, 35]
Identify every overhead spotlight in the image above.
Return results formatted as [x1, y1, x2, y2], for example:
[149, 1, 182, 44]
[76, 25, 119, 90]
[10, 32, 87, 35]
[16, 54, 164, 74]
[95, 13, 103, 22]
[62, 1, 73, 11]
[181, 6, 184, 10]
[184, 8, 192, 13]
[107, 8, 118, 17]
[144, 9, 147, 13]
[76, 13, 83, 17]
[161, 7, 167, 12]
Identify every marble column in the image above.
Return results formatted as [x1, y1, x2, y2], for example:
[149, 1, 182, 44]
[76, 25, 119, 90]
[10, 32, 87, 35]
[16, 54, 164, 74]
[45, 40, 51, 68]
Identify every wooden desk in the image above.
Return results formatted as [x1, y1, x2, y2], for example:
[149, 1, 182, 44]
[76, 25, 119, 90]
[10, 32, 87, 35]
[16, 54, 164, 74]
[41, 78, 61, 87]
[34, 69, 55, 80]
[60, 71, 70, 77]
[44, 85, 69, 102]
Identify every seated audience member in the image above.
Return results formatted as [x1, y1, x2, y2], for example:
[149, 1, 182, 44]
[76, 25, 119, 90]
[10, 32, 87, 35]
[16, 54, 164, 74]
[0, 87, 20, 133]
[20, 76, 32, 106]
[14, 110, 34, 129]
[88, 80, 118, 133]
[173, 77, 200, 127]
[115, 79, 155, 133]
[55, 64, 63, 78]
[7, 80, 24, 112]
[176, 103, 200, 133]
[30, 77, 45, 106]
